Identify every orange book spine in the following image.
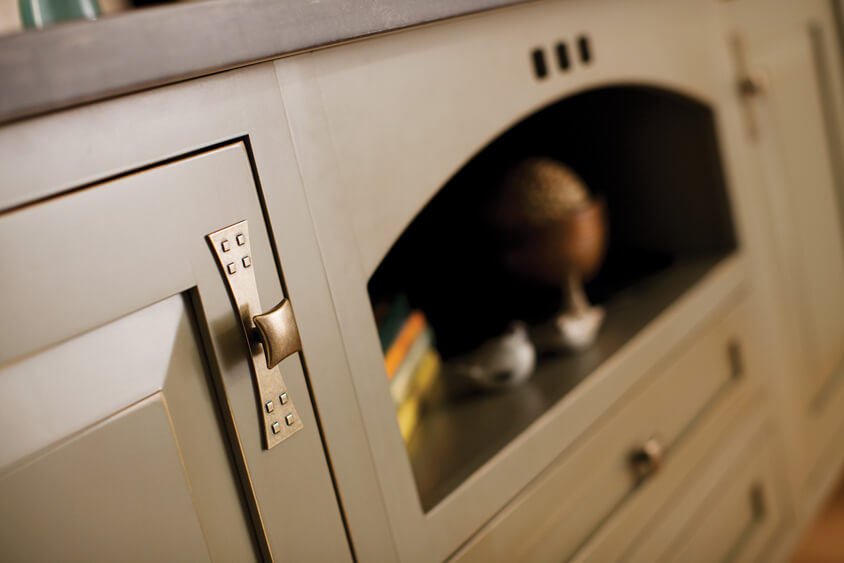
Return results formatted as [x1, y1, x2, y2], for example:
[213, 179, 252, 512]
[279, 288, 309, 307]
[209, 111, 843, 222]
[384, 311, 426, 380]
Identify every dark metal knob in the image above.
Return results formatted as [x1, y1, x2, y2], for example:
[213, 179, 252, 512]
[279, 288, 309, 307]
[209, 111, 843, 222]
[630, 437, 665, 483]
[738, 70, 768, 98]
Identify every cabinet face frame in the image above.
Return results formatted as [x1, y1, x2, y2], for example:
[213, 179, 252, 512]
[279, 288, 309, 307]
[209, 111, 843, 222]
[275, 1, 756, 559]
[0, 65, 393, 561]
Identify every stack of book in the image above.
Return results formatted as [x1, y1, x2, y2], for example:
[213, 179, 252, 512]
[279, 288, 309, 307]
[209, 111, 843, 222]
[378, 296, 441, 443]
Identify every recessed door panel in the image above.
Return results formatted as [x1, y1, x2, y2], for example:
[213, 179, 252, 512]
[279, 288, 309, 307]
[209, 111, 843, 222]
[0, 293, 259, 561]
[0, 395, 213, 563]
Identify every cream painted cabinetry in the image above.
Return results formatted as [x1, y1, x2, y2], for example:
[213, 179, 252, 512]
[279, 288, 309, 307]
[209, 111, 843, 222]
[0, 69, 359, 562]
[619, 414, 787, 563]
[271, 0, 797, 561]
[454, 298, 770, 562]
[721, 0, 844, 528]
[1, 0, 844, 562]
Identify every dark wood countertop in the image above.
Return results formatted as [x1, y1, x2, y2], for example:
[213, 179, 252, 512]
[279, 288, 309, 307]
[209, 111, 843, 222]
[0, 0, 529, 125]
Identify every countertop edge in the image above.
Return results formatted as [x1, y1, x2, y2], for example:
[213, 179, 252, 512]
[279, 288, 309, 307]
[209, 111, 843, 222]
[0, 0, 531, 126]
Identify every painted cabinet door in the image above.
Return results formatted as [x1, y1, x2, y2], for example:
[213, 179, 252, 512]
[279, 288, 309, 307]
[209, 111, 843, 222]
[0, 142, 351, 562]
[731, 1, 844, 486]
[747, 21, 844, 404]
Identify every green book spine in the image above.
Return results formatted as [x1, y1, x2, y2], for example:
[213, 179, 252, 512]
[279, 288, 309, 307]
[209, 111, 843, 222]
[377, 294, 411, 352]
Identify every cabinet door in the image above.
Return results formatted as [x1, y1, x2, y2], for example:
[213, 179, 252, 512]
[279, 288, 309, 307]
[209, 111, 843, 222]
[745, 22, 844, 403]
[730, 2, 844, 491]
[0, 142, 351, 562]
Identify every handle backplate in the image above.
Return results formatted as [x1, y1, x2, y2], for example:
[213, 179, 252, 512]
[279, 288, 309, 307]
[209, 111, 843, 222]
[207, 220, 304, 450]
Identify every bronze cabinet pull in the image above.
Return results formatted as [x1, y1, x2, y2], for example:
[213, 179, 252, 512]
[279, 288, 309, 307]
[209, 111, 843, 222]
[207, 220, 304, 450]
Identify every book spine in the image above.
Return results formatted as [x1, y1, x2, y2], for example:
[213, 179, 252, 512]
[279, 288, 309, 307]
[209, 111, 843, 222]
[394, 349, 441, 442]
[406, 350, 441, 404]
[383, 311, 426, 379]
[390, 328, 432, 405]
[396, 397, 420, 443]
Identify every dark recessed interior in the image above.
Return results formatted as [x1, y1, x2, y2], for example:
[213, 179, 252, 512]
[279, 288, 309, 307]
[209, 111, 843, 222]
[367, 85, 737, 511]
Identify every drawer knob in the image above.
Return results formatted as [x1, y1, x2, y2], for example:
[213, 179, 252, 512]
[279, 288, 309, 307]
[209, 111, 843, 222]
[728, 339, 744, 379]
[629, 437, 665, 482]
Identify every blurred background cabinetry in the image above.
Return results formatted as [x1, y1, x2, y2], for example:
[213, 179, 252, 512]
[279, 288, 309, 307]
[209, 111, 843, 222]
[721, 0, 844, 531]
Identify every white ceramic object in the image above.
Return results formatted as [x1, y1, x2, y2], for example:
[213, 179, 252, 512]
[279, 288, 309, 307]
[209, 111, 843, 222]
[449, 322, 536, 390]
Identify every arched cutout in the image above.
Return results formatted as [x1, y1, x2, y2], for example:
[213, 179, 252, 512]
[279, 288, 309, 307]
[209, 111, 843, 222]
[368, 85, 737, 510]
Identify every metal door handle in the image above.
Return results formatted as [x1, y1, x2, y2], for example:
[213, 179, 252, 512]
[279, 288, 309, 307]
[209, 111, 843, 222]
[730, 34, 768, 141]
[253, 299, 302, 369]
[207, 220, 304, 450]
[737, 70, 768, 98]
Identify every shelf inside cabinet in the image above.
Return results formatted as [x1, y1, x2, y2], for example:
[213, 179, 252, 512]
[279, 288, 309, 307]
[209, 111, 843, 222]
[367, 85, 738, 512]
[407, 253, 727, 510]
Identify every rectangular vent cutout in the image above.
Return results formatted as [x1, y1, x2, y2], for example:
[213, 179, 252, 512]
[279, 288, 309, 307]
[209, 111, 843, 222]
[532, 48, 548, 79]
[577, 36, 592, 64]
[556, 42, 571, 70]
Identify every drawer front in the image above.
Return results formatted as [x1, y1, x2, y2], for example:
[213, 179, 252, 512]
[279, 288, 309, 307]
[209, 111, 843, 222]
[626, 429, 785, 563]
[453, 297, 753, 562]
